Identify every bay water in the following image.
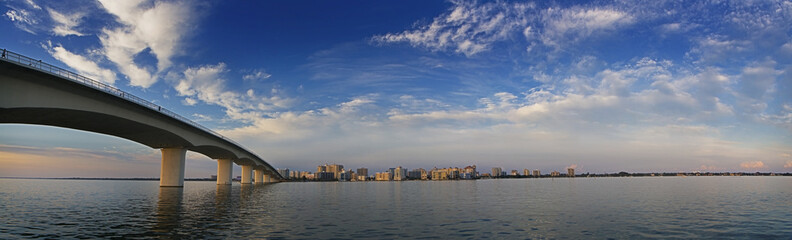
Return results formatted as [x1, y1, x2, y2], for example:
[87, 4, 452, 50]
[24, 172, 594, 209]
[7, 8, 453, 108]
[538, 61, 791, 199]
[1, 177, 790, 239]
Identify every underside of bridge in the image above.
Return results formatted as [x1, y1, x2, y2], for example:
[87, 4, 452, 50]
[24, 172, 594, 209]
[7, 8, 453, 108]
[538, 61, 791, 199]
[0, 51, 281, 186]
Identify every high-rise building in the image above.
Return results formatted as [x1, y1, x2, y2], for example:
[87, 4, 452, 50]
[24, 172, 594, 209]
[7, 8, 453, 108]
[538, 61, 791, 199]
[492, 167, 502, 177]
[420, 168, 428, 180]
[511, 170, 519, 176]
[533, 169, 541, 177]
[316, 172, 335, 181]
[550, 171, 561, 177]
[523, 169, 531, 176]
[375, 172, 392, 181]
[394, 166, 406, 181]
[317, 164, 344, 179]
[567, 168, 575, 177]
[431, 169, 449, 180]
[357, 168, 368, 179]
[278, 169, 290, 180]
[463, 165, 477, 178]
[408, 168, 424, 179]
[328, 164, 344, 179]
[339, 170, 352, 181]
[460, 166, 476, 180]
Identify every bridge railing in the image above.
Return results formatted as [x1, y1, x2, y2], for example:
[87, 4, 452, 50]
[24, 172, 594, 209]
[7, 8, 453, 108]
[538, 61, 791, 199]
[0, 48, 278, 174]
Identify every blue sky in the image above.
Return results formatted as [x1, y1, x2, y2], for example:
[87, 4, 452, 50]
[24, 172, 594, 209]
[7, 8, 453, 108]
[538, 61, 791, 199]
[1, 0, 791, 178]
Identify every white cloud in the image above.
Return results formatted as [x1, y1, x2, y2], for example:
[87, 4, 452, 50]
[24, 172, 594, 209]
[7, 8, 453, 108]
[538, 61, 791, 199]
[174, 63, 293, 122]
[47, 8, 85, 36]
[4, 9, 38, 34]
[45, 43, 117, 84]
[96, 0, 195, 88]
[24, 0, 41, 10]
[243, 70, 272, 81]
[537, 7, 635, 48]
[373, 1, 532, 56]
[785, 160, 792, 168]
[738, 60, 780, 100]
[182, 97, 197, 106]
[739, 161, 765, 169]
[374, 2, 637, 57]
[687, 35, 751, 64]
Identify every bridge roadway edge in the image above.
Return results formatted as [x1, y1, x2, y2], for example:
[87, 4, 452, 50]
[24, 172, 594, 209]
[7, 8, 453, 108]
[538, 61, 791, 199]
[0, 55, 282, 185]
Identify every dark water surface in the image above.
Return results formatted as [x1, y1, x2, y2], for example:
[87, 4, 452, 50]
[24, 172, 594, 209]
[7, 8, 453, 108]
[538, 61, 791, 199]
[1, 177, 790, 239]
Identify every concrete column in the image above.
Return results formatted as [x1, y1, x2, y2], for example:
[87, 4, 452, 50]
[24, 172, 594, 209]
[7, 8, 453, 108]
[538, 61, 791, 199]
[254, 169, 264, 184]
[216, 158, 233, 185]
[241, 165, 253, 184]
[263, 174, 271, 183]
[160, 148, 186, 187]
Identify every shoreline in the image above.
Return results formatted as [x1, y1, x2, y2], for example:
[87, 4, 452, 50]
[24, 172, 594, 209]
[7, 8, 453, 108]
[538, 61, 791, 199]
[2, 172, 790, 182]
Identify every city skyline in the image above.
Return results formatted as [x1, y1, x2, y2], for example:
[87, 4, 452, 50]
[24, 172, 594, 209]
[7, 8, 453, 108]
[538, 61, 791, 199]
[1, 0, 792, 178]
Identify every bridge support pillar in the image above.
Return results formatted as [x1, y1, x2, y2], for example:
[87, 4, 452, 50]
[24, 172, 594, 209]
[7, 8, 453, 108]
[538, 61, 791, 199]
[254, 169, 264, 184]
[216, 158, 233, 185]
[160, 148, 186, 187]
[241, 165, 253, 184]
[263, 174, 272, 183]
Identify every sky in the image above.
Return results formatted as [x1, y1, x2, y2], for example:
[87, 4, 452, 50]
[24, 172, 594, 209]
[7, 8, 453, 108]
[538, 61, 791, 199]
[1, 0, 791, 178]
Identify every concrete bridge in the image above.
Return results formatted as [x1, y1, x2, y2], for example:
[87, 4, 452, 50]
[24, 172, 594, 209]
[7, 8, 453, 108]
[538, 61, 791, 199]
[0, 49, 282, 187]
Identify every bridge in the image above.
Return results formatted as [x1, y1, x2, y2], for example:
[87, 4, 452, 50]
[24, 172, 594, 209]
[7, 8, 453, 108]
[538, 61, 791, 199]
[0, 49, 283, 187]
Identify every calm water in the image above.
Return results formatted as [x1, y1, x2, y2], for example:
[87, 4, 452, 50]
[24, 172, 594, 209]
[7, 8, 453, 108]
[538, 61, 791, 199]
[1, 177, 790, 239]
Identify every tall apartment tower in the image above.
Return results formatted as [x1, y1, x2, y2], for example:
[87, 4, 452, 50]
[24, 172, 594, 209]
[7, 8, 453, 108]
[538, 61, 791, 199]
[492, 167, 502, 177]
[357, 168, 369, 179]
[394, 166, 406, 181]
[567, 168, 575, 177]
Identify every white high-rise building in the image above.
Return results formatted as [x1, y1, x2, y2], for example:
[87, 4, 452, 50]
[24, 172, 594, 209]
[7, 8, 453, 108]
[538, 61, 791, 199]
[492, 167, 502, 177]
[394, 166, 406, 181]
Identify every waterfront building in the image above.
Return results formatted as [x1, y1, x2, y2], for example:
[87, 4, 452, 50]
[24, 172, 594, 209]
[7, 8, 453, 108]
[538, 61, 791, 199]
[315, 172, 335, 181]
[551, 171, 561, 177]
[567, 168, 575, 177]
[420, 168, 428, 180]
[408, 168, 424, 179]
[375, 172, 392, 181]
[290, 171, 311, 180]
[533, 169, 541, 177]
[357, 168, 368, 179]
[511, 170, 519, 176]
[492, 167, 502, 177]
[356, 175, 367, 181]
[463, 165, 477, 178]
[460, 172, 474, 179]
[432, 169, 449, 180]
[317, 164, 344, 179]
[523, 169, 530, 176]
[394, 166, 406, 181]
[278, 169, 290, 180]
[451, 168, 461, 179]
[339, 170, 352, 181]
[328, 164, 344, 179]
